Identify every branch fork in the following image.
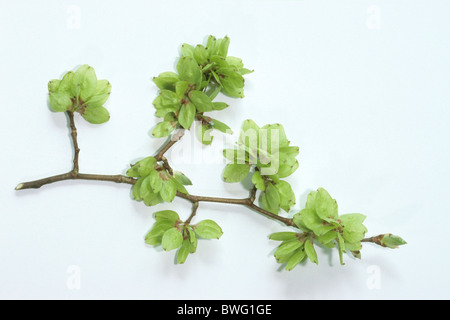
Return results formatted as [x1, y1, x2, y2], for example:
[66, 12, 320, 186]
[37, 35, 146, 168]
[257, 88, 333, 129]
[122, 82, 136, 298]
[15, 112, 385, 244]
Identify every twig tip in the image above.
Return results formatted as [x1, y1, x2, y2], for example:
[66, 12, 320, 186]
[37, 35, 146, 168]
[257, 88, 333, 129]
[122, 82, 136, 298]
[15, 183, 24, 190]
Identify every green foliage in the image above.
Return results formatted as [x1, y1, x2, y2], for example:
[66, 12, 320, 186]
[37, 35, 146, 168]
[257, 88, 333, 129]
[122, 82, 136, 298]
[271, 234, 309, 271]
[139, 36, 251, 264]
[275, 180, 296, 213]
[380, 234, 407, 249]
[152, 35, 251, 142]
[145, 210, 180, 246]
[48, 65, 111, 124]
[223, 120, 299, 215]
[126, 156, 190, 206]
[223, 164, 251, 183]
[193, 220, 223, 239]
[152, 121, 176, 138]
[178, 102, 196, 130]
[269, 232, 298, 241]
[269, 188, 378, 270]
[304, 239, 318, 264]
[144, 210, 222, 264]
[161, 227, 184, 251]
[27, 35, 405, 270]
[251, 171, 265, 191]
[261, 182, 280, 214]
[273, 188, 369, 268]
[177, 57, 202, 87]
[173, 171, 193, 186]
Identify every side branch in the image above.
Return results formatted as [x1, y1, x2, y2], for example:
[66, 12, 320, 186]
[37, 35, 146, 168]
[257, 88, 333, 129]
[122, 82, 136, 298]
[361, 234, 388, 247]
[155, 129, 185, 161]
[16, 123, 295, 227]
[67, 111, 80, 174]
[15, 173, 136, 190]
[176, 192, 249, 205]
[247, 203, 295, 227]
[185, 202, 199, 225]
[16, 172, 293, 226]
[176, 191, 296, 227]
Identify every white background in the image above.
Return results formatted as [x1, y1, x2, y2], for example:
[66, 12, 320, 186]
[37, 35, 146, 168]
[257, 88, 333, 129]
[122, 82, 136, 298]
[1, 0, 449, 300]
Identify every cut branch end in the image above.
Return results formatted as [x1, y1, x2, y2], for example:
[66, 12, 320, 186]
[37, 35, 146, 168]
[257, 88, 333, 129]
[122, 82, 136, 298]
[15, 183, 24, 191]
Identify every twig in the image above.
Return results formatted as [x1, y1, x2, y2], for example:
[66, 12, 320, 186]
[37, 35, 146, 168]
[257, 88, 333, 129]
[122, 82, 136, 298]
[14, 167, 386, 237]
[15, 121, 291, 228]
[15, 170, 294, 227]
[185, 202, 199, 225]
[176, 189, 296, 227]
[361, 234, 385, 246]
[160, 156, 174, 176]
[67, 111, 80, 175]
[249, 186, 257, 203]
[175, 191, 250, 205]
[15, 173, 136, 190]
[155, 129, 185, 161]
